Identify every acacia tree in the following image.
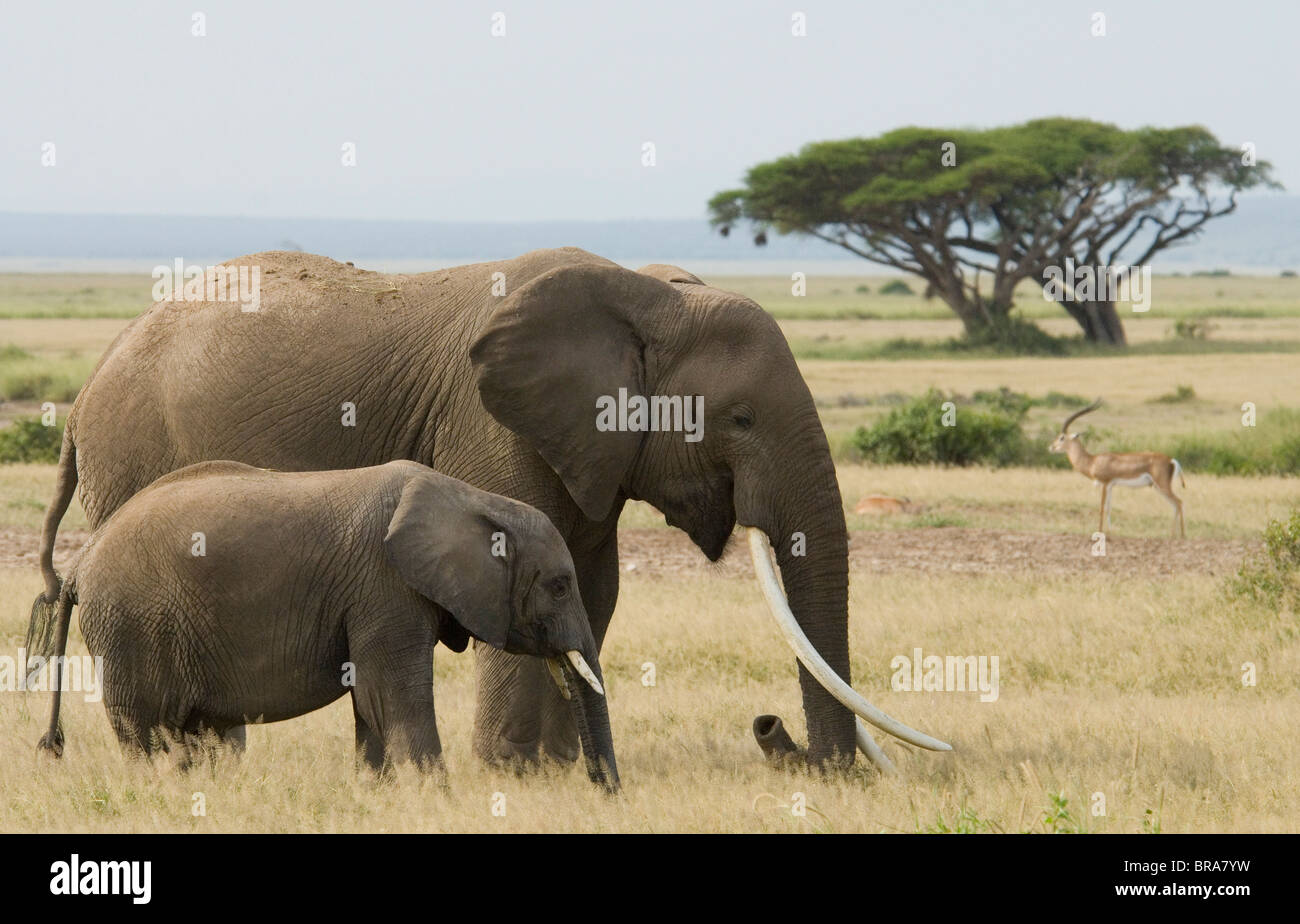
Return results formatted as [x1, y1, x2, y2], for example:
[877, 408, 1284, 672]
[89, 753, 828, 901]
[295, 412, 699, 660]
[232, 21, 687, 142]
[709, 119, 1277, 345]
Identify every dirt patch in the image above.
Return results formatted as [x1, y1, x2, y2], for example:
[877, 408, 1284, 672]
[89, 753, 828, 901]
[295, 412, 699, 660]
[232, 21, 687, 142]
[0, 526, 1254, 580]
[619, 527, 1255, 579]
[1, 527, 89, 575]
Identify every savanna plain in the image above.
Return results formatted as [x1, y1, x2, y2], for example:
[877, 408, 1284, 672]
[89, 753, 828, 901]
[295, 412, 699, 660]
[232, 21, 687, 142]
[1, 272, 1298, 832]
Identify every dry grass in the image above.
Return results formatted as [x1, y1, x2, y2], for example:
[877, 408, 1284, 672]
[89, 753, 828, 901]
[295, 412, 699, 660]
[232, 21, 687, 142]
[0, 464, 87, 531]
[2, 557, 1295, 833]
[804, 350, 1300, 455]
[1, 273, 1297, 832]
[719, 272, 1300, 320]
[780, 315, 1300, 347]
[621, 463, 1300, 540]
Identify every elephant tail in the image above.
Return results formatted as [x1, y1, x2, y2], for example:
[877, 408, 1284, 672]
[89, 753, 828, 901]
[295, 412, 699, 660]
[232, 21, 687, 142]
[37, 423, 79, 604]
[35, 584, 76, 758]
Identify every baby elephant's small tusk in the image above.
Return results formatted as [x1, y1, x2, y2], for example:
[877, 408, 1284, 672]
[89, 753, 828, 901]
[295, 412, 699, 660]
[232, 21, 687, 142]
[565, 650, 604, 696]
[546, 658, 571, 700]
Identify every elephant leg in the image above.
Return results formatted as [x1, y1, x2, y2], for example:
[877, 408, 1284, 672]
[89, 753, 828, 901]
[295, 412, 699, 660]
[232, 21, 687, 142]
[472, 531, 620, 769]
[348, 619, 442, 773]
[106, 707, 156, 760]
[177, 715, 234, 770]
[352, 679, 444, 772]
[540, 535, 619, 763]
[352, 697, 387, 772]
[223, 725, 247, 756]
[471, 645, 544, 765]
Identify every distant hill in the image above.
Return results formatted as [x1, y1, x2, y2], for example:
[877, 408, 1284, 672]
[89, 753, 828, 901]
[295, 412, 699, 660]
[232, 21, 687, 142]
[2, 195, 1296, 274]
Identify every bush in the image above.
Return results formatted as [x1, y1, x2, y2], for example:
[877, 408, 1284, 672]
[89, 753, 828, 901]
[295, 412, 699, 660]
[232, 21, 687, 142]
[1041, 391, 1091, 409]
[973, 386, 1032, 417]
[958, 316, 1069, 356]
[1151, 384, 1197, 403]
[0, 416, 64, 464]
[878, 279, 914, 295]
[1228, 508, 1300, 612]
[854, 284, 871, 294]
[1151, 408, 1300, 476]
[852, 389, 1029, 467]
[1171, 319, 1215, 341]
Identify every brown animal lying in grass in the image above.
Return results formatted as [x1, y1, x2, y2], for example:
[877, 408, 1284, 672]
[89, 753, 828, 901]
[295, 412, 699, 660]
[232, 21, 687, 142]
[853, 494, 926, 516]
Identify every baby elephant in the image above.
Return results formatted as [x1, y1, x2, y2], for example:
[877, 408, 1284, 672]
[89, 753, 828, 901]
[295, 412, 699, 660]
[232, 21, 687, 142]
[31, 460, 618, 790]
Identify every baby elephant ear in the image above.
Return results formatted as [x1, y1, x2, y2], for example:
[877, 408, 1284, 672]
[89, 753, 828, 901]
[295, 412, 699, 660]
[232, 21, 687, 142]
[383, 473, 513, 650]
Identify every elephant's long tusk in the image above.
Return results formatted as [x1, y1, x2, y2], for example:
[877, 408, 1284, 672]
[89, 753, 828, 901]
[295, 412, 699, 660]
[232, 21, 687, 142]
[565, 650, 604, 696]
[546, 658, 571, 700]
[856, 721, 897, 775]
[746, 528, 951, 754]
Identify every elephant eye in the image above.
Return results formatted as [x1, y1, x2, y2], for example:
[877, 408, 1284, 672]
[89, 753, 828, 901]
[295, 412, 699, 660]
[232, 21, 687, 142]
[548, 577, 570, 600]
[732, 408, 754, 430]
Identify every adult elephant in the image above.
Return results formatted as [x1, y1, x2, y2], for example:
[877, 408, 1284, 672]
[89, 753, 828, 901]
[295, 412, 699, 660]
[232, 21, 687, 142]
[33, 247, 947, 770]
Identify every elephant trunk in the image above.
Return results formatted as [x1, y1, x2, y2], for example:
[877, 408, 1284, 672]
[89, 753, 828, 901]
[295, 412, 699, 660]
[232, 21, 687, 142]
[738, 426, 857, 767]
[752, 714, 801, 764]
[740, 417, 949, 771]
[768, 506, 858, 767]
[560, 638, 620, 793]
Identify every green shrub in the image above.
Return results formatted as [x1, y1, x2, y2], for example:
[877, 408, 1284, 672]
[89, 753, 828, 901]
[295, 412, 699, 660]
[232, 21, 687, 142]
[878, 279, 915, 295]
[973, 386, 1032, 417]
[0, 344, 34, 361]
[1273, 434, 1300, 473]
[1228, 508, 1300, 611]
[1172, 319, 1215, 340]
[0, 416, 64, 464]
[854, 284, 871, 294]
[1151, 384, 1197, 403]
[852, 389, 1029, 467]
[1040, 391, 1090, 409]
[957, 316, 1069, 356]
[1150, 408, 1300, 476]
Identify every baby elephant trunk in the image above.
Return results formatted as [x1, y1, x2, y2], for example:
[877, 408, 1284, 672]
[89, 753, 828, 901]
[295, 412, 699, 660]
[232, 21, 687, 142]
[552, 641, 619, 793]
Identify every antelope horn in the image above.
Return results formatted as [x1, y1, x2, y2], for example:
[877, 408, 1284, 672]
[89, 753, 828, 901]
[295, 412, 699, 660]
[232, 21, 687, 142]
[747, 528, 951, 753]
[1061, 397, 1103, 433]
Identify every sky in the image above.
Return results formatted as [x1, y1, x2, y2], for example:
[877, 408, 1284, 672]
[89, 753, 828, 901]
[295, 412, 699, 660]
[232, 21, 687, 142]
[2, 0, 1296, 222]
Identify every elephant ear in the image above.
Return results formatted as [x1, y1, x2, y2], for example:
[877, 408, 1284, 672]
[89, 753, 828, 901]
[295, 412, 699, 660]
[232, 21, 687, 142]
[470, 264, 680, 521]
[383, 473, 513, 649]
[637, 263, 705, 286]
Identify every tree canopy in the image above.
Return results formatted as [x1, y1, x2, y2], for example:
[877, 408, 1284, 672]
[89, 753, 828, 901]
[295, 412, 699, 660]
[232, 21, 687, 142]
[709, 119, 1278, 345]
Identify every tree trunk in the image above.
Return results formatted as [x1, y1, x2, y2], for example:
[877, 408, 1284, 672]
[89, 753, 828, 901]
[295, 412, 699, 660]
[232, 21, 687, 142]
[1060, 297, 1128, 345]
[934, 286, 986, 334]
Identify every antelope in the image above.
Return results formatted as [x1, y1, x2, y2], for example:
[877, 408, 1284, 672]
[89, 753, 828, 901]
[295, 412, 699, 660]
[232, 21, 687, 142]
[853, 494, 926, 516]
[1049, 398, 1186, 537]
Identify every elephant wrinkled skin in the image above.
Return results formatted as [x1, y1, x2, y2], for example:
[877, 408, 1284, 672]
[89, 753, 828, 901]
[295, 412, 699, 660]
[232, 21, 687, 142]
[32, 460, 618, 789]
[35, 246, 902, 769]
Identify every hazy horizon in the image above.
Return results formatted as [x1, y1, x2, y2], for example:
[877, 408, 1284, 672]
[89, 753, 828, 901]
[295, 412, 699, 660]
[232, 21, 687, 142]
[3, 1, 1296, 223]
